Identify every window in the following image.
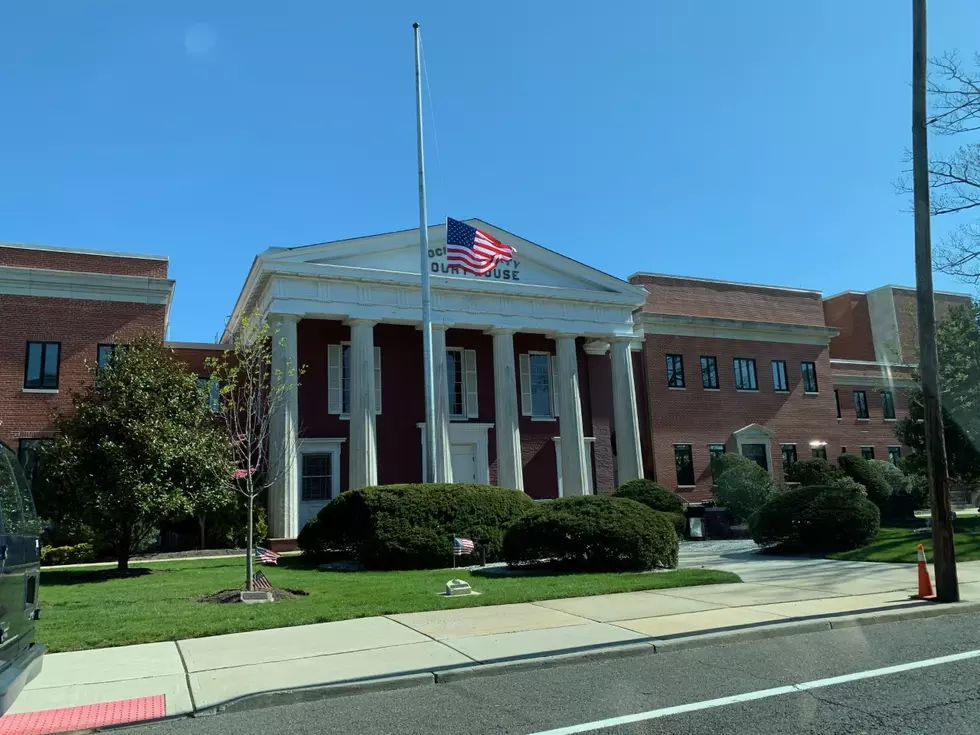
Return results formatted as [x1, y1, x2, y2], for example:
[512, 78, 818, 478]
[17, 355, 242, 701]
[801, 361, 818, 393]
[700, 356, 719, 389]
[17, 438, 51, 491]
[301, 453, 333, 502]
[860, 446, 875, 461]
[881, 390, 896, 420]
[97, 343, 117, 368]
[888, 446, 902, 465]
[771, 360, 788, 392]
[24, 341, 60, 390]
[520, 352, 558, 419]
[781, 444, 797, 479]
[834, 389, 841, 419]
[327, 344, 382, 416]
[811, 445, 827, 460]
[666, 354, 685, 388]
[733, 358, 757, 390]
[447, 348, 478, 419]
[708, 443, 726, 482]
[196, 377, 220, 412]
[674, 444, 694, 486]
[854, 390, 869, 419]
[741, 443, 769, 471]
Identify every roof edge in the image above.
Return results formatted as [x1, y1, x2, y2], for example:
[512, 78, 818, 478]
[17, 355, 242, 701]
[629, 271, 822, 296]
[0, 241, 169, 262]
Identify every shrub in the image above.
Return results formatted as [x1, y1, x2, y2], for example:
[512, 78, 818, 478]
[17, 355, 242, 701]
[41, 543, 96, 566]
[503, 496, 678, 571]
[838, 454, 892, 511]
[664, 511, 687, 536]
[712, 454, 775, 521]
[298, 483, 535, 569]
[750, 485, 880, 552]
[785, 458, 843, 487]
[872, 460, 910, 495]
[613, 479, 684, 514]
[829, 476, 867, 495]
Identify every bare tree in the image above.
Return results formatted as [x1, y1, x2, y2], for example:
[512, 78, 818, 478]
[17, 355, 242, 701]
[206, 312, 302, 591]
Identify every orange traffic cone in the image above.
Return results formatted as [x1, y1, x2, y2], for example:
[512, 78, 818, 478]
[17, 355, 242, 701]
[915, 543, 936, 600]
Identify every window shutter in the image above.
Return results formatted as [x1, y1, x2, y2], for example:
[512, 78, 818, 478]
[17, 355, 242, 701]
[327, 344, 342, 414]
[374, 346, 382, 415]
[519, 353, 531, 416]
[550, 355, 560, 417]
[464, 349, 478, 418]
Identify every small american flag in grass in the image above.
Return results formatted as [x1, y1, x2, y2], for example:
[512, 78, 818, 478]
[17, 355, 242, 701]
[254, 546, 280, 565]
[452, 537, 475, 556]
[252, 571, 272, 590]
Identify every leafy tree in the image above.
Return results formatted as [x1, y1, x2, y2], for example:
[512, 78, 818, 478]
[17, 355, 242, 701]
[711, 453, 775, 521]
[206, 312, 302, 590]
[785, 457, 843, 487]
[838, 454, 892, 511]
[895, 302, 980, 483]
[41, 334, 232, 573]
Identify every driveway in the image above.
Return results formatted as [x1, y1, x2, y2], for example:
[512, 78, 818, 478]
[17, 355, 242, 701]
[678, 539, 980, 596]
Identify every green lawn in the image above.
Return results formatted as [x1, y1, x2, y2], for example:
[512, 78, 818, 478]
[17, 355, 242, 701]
[829, 517, 980, 563]
[36, 556, 740, 652]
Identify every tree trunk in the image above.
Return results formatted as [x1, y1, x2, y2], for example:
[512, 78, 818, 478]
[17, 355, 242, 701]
[198, 515, 206, 550]
[245, 496, 254, 591]
[118, 526, 131, 575]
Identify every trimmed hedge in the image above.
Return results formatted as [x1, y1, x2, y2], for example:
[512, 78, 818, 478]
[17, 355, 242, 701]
[712, 453, 775, 521]
[750, 485, 880, 552]
[41, 543, 95, 566]
[838, 454, 892, 511]
[298, 483, 535, 570]
[785, 457, 843, 487]
[503, 495, 678, 571]
[613, 479, 684, 514]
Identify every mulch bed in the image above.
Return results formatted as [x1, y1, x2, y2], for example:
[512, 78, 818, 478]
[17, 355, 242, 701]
[197, 587, 309, 604]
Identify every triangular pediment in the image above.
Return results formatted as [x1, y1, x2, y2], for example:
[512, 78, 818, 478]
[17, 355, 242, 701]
[262, 219, 644, 299]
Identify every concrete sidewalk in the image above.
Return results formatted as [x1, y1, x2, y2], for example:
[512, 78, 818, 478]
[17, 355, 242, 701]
[10, 550, 980, 720]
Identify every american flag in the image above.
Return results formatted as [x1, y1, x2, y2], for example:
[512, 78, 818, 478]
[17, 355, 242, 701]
[445, 218, 516, 276]
[254, 546, 280, 565]
[452, 537, 475, 556]
[252, 571, 272, 589]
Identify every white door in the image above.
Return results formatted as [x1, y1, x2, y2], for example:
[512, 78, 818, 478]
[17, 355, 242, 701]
[450, 443, 478, 483]
[298, 452, 335, 529]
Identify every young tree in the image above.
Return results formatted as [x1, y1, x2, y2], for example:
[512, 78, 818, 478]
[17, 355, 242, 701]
[206, 312, 301, 591]
[42, 334, 232, 573]
[895, 301, 980, 483]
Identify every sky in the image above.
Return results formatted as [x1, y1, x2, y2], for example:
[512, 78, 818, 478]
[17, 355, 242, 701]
[2, 1, 980, 342]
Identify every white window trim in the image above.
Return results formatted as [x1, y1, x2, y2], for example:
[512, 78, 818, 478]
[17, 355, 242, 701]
[552, 436, 596, 497]
[328, 341, 381, 418]
[521, 350, 558, 420]
[733, 424, 774, 477]
[446, 347, 479, 420]
[447, 347, 466, 420]
[297, 437, 346, 527]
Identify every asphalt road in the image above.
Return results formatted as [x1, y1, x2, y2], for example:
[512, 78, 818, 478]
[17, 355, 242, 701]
[121, 611, 980, 735]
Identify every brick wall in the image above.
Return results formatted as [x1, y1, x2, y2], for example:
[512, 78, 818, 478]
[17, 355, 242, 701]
[170, 346, 226, 376]
[893, 289, 972, 364]
[0, 295, 167, 449]
[631, 275, 827, 327]
[641, 334, 838, 501]
[0, 246, 168, 278]
[824, 293, 875, 360]
[834, 383, 909, 461]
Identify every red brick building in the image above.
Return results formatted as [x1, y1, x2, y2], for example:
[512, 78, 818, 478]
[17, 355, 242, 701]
[1, 226, 972, 543]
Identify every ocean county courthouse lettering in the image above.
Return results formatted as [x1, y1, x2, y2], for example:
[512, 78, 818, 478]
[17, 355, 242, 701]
[0, 220, 970, 548]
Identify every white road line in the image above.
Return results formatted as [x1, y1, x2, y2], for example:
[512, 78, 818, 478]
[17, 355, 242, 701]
[526, 648, 980, 735]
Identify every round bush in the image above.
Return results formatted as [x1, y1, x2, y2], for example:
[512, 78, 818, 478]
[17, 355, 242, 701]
[750, 485, 880, 552]
[613, 479, 684, 514]
[502, 495, 678, 572]
[785, 457, 843, 487]
[838, 454, 892, 511]
[298, 483, 535, 569]
[712, 454, 775, 521]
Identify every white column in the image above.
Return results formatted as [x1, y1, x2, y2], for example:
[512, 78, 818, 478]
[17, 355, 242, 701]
[491, 329, 523, 491]
[269, 314, 300, 539]
[430, 325, 453, 483]
[348, 319, 378, 490]
[611, 337, 644, 484]
[555, 334, 589, 495]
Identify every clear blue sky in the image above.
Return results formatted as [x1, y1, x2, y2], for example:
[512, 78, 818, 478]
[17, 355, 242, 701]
[2, 1, 979, 342]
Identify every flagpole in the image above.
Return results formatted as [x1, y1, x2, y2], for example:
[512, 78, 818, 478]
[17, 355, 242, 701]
[414, 22, 437, 483]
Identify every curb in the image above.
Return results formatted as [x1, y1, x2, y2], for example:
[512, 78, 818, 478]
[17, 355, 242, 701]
[188, 598, 980, 716]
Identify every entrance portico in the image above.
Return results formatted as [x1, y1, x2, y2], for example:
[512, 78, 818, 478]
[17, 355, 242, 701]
[225, 220, 648, 542]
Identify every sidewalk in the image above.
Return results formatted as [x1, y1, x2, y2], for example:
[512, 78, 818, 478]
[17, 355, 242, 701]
[10, 549, 980, 723]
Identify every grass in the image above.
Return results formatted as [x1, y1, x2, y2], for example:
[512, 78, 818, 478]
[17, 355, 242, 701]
[828, 517, 980, 563]
[37, 556, 740, 652]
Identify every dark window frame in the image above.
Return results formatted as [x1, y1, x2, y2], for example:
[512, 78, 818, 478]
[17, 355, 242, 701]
[733, 358, 758, 391]
[700, 356, 719, 389]
[834, 389, 841, 419]
[666, 354, 685, 388]
[854, 390, 869, 419]
[301, 453, 333, 502]
[781, 443, 798, 478]
[771, 360, 788, 392]
[97, 343, 116, 368]
[24, 341, 61, 390]
[860, 446, 875, 461]
[674, 444, 695, 487]
[801, 361, 818, 393]
[888, 446, 902, 465]
[881, 390, 896, 420]
[811, 445, 828, 460]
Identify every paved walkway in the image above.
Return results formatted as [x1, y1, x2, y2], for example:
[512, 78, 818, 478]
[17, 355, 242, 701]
[9, 544, 980, 721]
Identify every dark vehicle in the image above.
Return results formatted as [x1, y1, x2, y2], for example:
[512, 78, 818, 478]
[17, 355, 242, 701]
[0, 444, 44, 714]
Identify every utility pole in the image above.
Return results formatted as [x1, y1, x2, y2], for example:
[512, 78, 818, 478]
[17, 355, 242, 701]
[912, 0, 958, 602]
